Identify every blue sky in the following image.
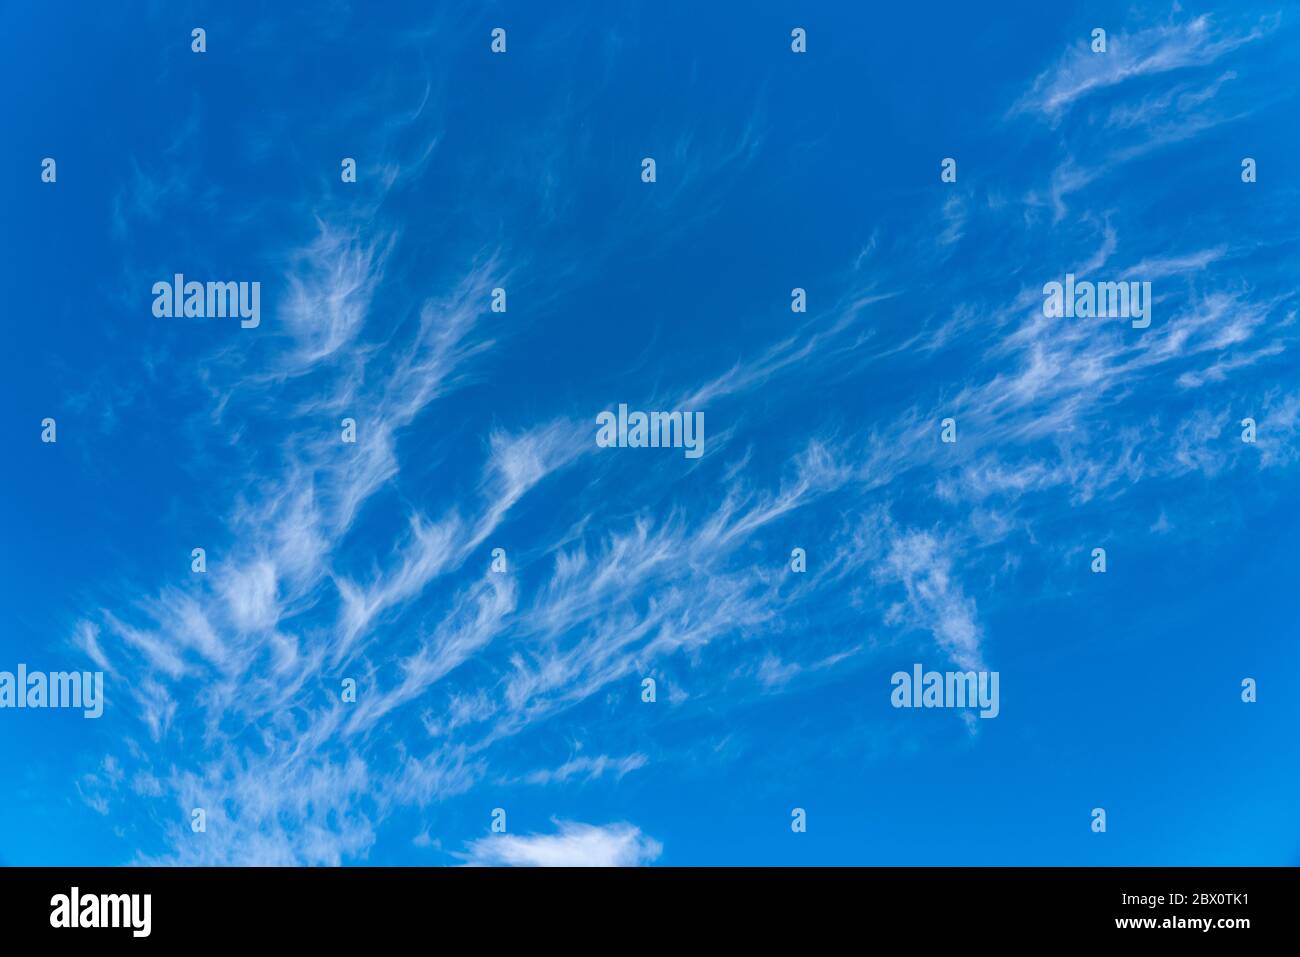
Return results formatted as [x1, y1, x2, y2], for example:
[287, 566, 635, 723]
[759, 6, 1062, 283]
[2, 1, 1298, 866]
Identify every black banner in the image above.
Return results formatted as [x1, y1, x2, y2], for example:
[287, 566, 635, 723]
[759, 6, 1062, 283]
[0, 866, 1288, 943]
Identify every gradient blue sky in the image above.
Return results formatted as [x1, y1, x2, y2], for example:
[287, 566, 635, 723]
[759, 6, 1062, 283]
[2, 1, 1298, 866]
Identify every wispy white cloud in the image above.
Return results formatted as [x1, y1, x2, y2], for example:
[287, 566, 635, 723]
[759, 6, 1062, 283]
[1014, 14, 1274, 120]
[523, 753, 648, 786]
[872, 525, 985, 672]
